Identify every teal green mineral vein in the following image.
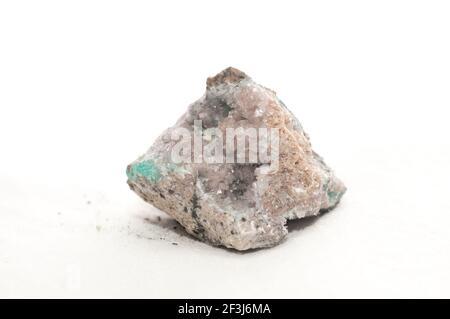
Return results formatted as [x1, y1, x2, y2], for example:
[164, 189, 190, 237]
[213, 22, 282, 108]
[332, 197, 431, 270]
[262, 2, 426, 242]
[327, 190, 340, 206]
[127, 160, 161, 183]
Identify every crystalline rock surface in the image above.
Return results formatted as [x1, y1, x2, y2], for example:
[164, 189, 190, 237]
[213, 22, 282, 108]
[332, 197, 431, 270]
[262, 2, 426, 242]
[127, 67, 346, 250]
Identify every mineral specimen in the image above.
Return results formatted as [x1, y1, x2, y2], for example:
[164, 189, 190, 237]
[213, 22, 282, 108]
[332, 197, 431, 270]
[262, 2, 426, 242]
[127, 67, 346, 250]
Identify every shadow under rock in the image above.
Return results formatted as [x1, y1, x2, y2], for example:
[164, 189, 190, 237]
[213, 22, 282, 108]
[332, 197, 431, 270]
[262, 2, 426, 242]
[139, 214, 196, 240]
[287, 204, 341, 232]
[137, 213, 255, 254]
[134, 206, 337, 254]
[225, 214, 328, 255]
[286, 215, 321, 232]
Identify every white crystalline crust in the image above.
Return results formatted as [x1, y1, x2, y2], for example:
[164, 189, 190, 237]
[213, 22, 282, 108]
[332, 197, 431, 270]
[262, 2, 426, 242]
[127, 67, 346, 250]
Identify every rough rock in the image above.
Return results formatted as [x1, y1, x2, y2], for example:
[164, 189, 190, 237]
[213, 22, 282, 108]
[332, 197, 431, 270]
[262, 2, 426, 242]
[127, 67, 346, 250]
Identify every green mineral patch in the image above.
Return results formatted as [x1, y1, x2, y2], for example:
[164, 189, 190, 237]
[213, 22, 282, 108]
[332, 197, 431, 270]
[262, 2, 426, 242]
[127, 160, 161, 183]
[327, 190, 340, 205]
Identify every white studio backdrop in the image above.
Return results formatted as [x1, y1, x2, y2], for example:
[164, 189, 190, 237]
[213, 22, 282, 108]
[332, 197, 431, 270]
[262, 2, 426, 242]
[1, 1, 450, 298]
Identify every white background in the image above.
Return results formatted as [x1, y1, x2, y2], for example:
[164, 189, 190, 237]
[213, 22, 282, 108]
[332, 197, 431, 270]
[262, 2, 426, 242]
[1, 0, 450, 298]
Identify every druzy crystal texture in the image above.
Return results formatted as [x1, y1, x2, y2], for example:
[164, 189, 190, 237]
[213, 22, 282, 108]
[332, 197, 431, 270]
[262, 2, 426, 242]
[127, 67, 346, 250]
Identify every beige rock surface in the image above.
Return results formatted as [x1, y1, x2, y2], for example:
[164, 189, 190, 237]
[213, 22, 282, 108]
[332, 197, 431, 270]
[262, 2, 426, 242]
[127, 67, 346, 250]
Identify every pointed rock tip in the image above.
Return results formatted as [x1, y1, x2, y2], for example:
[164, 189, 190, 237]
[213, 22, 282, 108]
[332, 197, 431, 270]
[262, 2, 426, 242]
[206, 67, 249, 88]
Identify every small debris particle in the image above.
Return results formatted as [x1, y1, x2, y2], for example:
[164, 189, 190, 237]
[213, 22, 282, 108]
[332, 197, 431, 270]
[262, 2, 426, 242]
[172, 242, 178, 246]
[96, 225, 102, 232]
[157, 216, 162, 222]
